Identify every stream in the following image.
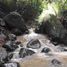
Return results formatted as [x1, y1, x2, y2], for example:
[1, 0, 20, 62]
[8, 28, 67, 67]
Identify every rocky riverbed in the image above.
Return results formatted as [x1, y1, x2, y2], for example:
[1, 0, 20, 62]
[0, 1, 67, 67]
[0, 28, 67, 67]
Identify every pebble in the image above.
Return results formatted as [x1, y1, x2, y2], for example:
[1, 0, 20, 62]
[51, 59, 61, 66]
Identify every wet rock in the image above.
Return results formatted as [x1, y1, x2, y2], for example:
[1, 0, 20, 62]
[64, 48, 67, 51]
[15, 41, 23, 47]
[51, 59, 61, 66]
[41, 47, 51, 53]
[8, 34, 17, 41]
[3, 41, 18, 52]
[19, 48, 35, 58]
[62, 33, 67, 45]
[27, 39, 41, 49]
[0, 47, 7, 63]
[4, 62, 20, 67]
[4, 12, 28, 35]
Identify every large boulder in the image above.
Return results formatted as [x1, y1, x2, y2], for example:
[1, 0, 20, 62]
[4, 12, 28, 35]
[35, 15, 67, 45]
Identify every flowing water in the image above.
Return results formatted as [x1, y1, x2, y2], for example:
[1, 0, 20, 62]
[11, 28, 67, 67]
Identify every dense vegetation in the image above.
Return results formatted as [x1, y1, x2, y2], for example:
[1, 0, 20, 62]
[0, 0, 67, 22]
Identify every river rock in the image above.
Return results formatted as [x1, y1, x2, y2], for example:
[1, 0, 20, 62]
[4, 53, 13, 62]
[3, 41, 18, 52]
[51, 59, 61, 66]
[41, 47, 51, 53]
[4, 12, 28, 35]
[8, 34, 17, 41]
[15, 41, 23, 47]
[0, 63, 5, 67]
[27, 39, 41, 49]
[0, 47, 7, 63]
[4, 62, 19, 67]
[19, 48, 35, 58]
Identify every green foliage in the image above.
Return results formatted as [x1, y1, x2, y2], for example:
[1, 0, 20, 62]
[18, 0, 45, 14]
[16, 0, 46, 22]
[0, 0, 67, 23]
[37, 0, 67, 24]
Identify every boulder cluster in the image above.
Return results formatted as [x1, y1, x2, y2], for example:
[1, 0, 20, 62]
[0, 2, 29, 67]
[35, 14, 67, 46]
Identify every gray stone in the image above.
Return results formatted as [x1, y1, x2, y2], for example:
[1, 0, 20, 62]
[3, 41, 18, 52]
[27, 39, 41, 49]
[19, 48, 35, 58]
[4, 62, 19, 67]
[8, 34, 17, 41]
[4, 12, 28, 35]
[41, 47, 51, 53]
